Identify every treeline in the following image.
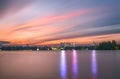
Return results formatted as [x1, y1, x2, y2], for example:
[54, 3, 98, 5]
[61, 40, 120, 50]
[62, 40, 120, 50]
[0, 46, 51, 51]
[0, 40, 120, 50]
[96, 40, 119, 50]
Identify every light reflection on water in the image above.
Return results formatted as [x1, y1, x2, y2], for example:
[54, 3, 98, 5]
[91, 50, 97, 79]
[72, 50, 78, 79]
[0, 50, 120, 79]
[60, 50, 78, 79]
[60, 50, 67, 79]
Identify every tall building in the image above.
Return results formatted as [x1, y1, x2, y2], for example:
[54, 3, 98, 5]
[60, 42, 77, 48]
[71, 42, 77, 47]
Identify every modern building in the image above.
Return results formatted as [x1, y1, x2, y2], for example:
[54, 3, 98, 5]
[60, 42, 77, 48]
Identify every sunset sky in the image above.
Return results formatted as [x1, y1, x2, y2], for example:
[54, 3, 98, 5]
[0, 0, 120, 45]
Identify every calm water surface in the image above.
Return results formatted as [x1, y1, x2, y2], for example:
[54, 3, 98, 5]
[0, 50, 120, 79]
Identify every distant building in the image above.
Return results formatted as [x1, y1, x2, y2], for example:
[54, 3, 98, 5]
[71, 42, 77, 47]
[60, 42, 77, 48]
[91, 41, 97, 46]
[91, 41, 97, 50]
[0, 41, 10, 46]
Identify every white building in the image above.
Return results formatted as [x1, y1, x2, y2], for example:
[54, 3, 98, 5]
[60, 42, 77, 47]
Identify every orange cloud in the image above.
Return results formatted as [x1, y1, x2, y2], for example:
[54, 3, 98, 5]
[0, 9, 92, 43]
[3, 9, 91, 33]
[36, 33, 120, 45]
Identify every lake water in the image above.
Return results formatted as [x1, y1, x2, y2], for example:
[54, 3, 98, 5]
[0, 50, 120, 79]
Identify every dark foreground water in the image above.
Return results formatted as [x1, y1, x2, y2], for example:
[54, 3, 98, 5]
[0, 50, 120, 79]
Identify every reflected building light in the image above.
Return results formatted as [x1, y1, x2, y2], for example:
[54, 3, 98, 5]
[72, 50, 78, 79]
[60, 50, 67, 79]
[91, 50, 98, 79]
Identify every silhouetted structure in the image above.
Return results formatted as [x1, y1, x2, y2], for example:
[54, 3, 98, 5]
[0, 41, 10, 46]
[0, 40, 119, 51]
[60, 42, 77, 48]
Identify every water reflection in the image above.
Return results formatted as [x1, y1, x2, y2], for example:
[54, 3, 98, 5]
[60, 50, 67, 79]
[91, 50, 98, 79]
[72, 50, 78, 79]
[1, 51, 120, 79]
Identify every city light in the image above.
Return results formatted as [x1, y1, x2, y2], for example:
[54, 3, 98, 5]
[37, 48, 39, 51]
